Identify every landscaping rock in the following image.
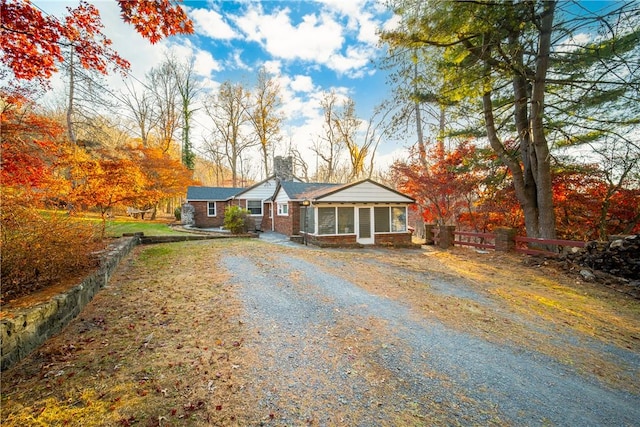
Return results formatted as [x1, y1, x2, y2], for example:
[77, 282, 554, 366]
[564, 234, 639, 283]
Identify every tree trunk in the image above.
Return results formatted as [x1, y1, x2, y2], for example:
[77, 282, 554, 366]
[413, 60, 428, 171]
[483, 90, 540, 236]
[262, 143, 269, 178]
[529, 1, 557, 240]
[67, 48, 77, 145]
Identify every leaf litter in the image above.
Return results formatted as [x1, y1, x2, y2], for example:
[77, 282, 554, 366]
[2, 239, 639, 426]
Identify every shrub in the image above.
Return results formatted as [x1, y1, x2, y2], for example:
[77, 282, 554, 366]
[223, 206, 251, 234]
[1, 192, 104, 300]
[174, 206, 181, 221]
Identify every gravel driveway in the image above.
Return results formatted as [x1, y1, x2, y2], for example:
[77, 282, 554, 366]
[222, 236, 640, 426]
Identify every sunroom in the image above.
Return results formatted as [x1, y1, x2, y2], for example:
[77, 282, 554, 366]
[296, 180, 415, 247]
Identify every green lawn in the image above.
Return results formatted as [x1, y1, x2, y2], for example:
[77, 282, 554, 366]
[67, 212, 192, 237]
[104, 219, 190, 237]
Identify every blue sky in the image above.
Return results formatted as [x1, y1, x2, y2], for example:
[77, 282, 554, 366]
[33, 1, 620, 180]
[35, 0, 403, 179]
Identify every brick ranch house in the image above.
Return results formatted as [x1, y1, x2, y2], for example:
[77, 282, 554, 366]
[184, 176, 416, 247]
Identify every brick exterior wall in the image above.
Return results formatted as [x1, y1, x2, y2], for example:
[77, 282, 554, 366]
[191, 201, 227, 228]
[304, 232, 414, 248]
[273, 202, 301, 236]
[374, 232, 413, 247]
[306, 233, 360, 247]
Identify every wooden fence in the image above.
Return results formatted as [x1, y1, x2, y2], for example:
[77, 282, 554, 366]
[428, 224, 586, 257]
[514, 236, 587, 257]
[454, 231, 496, 250]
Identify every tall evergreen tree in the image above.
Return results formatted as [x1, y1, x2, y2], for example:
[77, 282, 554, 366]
[382, 0, 640, 239]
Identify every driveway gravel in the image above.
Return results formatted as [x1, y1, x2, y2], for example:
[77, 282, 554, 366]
[222, 236, 640, 426]
[2, 236, 638, 427]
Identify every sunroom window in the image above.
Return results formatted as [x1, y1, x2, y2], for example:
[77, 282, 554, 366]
[337, 207, 354, 234]
[318, 207, 335, 235]
[374, 207, 390, 232]
[391, 207, 407, 232]
[300, 206, 315, 234]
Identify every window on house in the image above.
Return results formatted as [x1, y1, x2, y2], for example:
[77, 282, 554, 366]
[318, 207, 336, 235]
[374, 207, 390, 232]
[207, 201, 216, 217]
[277, 202, 288, 216]
[337, 207, 354, 234]
[391, 207, 407, 232]
[301, 206, 315, 234]
[247, 200, 262, 215]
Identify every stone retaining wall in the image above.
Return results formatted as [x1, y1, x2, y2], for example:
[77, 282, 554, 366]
[1, 237, 139, 371]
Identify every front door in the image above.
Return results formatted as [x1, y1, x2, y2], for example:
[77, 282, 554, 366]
[357, 207, 374, 245]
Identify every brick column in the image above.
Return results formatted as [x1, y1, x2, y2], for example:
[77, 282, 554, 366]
[495, 227, 516, 252]
[438, 225, 456, 249]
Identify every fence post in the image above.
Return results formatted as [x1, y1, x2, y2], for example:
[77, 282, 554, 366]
[495, 227, 516, 252]
[424, 223, 435, 245]
[438, 225, 456, 249]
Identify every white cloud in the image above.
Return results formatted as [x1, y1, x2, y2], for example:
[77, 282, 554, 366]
[556, 32, 592, 53]
[381, 14, 401, 32]
[356, 13, 381, 45]
[262, 60, 282, 75]
[228, 49, 252, 71]
[189, 7, 238, 40]
[272, 76, 319, 122]
[315, 0, 366, 27]
[374, 146, 410, 169]
[194, 50, 222, 77]
[327, 45, 375, 77]
[290, 75, 315, 92]
[234, 6, 344, 63]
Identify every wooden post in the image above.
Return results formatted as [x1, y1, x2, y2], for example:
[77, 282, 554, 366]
[495, 227, 516, 252]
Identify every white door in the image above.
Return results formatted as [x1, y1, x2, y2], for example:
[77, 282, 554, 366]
[357, 207, 374, 245]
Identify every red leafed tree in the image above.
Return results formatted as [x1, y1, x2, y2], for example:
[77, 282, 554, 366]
[117, 0, 193, 44]
[0, 0, 192, 82]
[392, 140, 481, 226]
[0, 91, 64, 193]
[553, 166, 640, 241]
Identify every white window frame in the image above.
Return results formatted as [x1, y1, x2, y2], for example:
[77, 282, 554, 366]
[277, 202, 289, 216]
[374, 206, 407, 233]
[207, 201, 216, 217]
[246, 199, 263, 216]
[391, 206, 407, 232]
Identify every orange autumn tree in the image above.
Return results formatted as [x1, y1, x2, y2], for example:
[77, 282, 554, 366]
[0, 0, 192, 83]
[60, 147, 148, 237]
[133, 145, 199, 218]
[1, 92, 103, 298]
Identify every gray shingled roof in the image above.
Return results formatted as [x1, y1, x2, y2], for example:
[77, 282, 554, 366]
[279, 181, 339, 200]
[186, 186, 243, 201]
